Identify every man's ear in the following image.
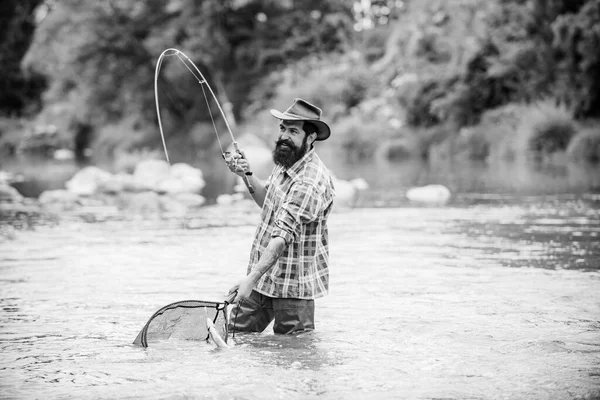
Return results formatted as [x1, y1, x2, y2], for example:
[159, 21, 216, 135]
[308, 132, 317, 146]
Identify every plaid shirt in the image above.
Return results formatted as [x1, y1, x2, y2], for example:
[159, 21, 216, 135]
[248, 148, 335, 299]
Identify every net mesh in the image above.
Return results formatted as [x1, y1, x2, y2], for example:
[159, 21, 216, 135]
[133, 300, 228, 347]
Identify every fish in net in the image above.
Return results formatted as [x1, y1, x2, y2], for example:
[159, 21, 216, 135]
[133, 300, 230, 348]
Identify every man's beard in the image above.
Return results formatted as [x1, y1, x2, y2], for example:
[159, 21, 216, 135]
[272, 136, 308, 169]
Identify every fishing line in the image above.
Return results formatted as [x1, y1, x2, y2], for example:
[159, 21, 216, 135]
[230, 300, 243, 340]
[154, 48, 254, 192]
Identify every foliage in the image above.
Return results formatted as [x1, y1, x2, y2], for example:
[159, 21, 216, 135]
[0, 0, 47, 117]
[551, 0, 600, 117]
[0, 118, 27, 157]
[329, 112, 395, 161]
[567, 125, 600, 163]
[20, 0, 354, 156]
[5, 0, 600, 166]
[521, 101, 577, 159]
[392, 0, 598, 136]
[243, 53, 374, 128]
[359, 25, 392, 63]
[463, 103, 523, 161]
[398, 78, 451, 127]
[451, 101, 578, 162]
[91, 115, 149, 160]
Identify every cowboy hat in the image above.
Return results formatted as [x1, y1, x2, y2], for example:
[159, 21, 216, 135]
[269, 98, 331, 141]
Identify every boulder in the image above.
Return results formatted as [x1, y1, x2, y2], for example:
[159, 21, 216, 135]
[216, 194, 235, 205]
[156, 166, 205, 194]
[349, 178, 369, 191]
[333, 179, 356, 209]
[169, 163, 204, 181]
[38, 189, 80, 211]
[133, 161, 205, 194]
[216, 193, 245, 205]
[0, 184, 24, 203]
[169, 192, 206, 208]
[332, 177, 369, 210]
[99, 174, 126, 194]
[133, 159, 171, 191]
[120, 191, 162, 215]
[109, 173, 148, 193]
[53, 148, 75, 160]
[65, 166, 113, 196]
[159, 196, 189, 216]
[155, 179, 188, 194]
[406, 184, 451, 205]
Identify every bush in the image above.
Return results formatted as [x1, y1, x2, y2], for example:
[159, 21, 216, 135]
[395, 41, 513, 130]
[407, 30, 453, 64]
[567, 126, 600, 164]
[360, 25, 392, 63]
[454, 126, 491, 161]
[446, 102, 575, 163]
[517, 101, 577, 161]
[551, 0, 600, 118]
[247, 54, 375, 122]
[398, 77, 456, 127]
[330, 112, 396, 161]
[377, 133, 426, 162]
[92, 116, 150, 160]
[0, 118, 27, 158]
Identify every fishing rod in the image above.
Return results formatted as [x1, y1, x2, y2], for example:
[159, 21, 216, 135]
[154, 48, 254, 194]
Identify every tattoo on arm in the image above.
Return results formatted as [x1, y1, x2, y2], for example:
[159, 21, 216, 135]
[249, 237, 287, 281]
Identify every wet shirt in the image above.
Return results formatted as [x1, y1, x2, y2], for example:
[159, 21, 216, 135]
[249, 148, 335, 299]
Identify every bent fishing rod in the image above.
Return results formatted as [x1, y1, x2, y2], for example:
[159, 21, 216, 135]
[154, 48, 254, 194]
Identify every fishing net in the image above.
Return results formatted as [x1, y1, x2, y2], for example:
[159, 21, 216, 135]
[133, 300, 229, 347]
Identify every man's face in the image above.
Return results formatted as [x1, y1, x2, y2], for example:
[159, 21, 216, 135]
[272, 120, 309, 168]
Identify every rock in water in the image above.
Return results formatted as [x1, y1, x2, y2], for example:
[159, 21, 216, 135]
[0, 184, 24, 203]
[406, 184, 451, 205]
[133, 159, 171, 191]
[65, 166, 113, 196]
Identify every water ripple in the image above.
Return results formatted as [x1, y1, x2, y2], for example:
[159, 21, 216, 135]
[0, 198, 599, 399]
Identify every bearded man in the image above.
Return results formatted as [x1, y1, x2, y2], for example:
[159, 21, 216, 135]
[226, 98, 336, 334]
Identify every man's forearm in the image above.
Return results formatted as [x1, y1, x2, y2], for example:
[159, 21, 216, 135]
[245, 174, 267, 207]
[247, 236, 286, 282]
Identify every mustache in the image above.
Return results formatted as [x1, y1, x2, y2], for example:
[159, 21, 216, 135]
[275, 138, 296, 149]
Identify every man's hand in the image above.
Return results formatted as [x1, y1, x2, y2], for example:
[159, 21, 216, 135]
[225, 150, 252, 177]
[227, 237, 286, 303]
[227, 275, 255, 303]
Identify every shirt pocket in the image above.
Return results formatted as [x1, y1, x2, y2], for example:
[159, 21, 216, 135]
[267, 180, 287, 211]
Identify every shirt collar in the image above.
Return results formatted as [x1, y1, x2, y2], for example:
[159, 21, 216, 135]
[283, 147, 315, 179]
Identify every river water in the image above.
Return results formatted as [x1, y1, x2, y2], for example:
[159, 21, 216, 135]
[1, 185, 599, 399]
[2, 152, 600, 399]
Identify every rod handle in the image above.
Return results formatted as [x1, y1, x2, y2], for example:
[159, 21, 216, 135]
[232, 142, 254, 194]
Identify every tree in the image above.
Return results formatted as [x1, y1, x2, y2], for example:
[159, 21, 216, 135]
[0, 0, 46, 117]
[22, 0, 354, 152]
[551, 0, 600, 117]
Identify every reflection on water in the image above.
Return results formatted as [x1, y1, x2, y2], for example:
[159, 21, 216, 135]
[0, 194, 599, 399]
[2, 150, 600, 199]
[320, 148, 600, 196]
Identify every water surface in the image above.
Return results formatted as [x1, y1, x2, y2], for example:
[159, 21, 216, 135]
[1, 194, 599, 399]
